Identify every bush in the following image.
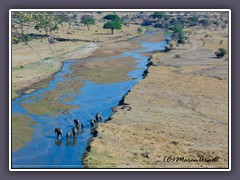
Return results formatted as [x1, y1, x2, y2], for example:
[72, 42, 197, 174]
[175, 54, 181, 58]
[12, 36, 21, 44]
[137, 28, 143, 34]
[215, 48, 227, 58]
[141, 20, 152, 26]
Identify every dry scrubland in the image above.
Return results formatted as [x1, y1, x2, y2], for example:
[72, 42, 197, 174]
[83, 27, 229, 168]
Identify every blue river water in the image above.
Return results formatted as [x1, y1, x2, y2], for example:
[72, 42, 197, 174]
[12, 31, 168, 169]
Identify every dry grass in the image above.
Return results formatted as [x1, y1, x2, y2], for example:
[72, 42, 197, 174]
[12, 114, 34, 152]
[84, 28, 229, 168]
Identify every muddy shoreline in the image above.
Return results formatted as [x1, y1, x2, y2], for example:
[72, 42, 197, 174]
[82, 55, 154, 167]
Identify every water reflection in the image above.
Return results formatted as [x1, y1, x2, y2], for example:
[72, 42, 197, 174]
[55, 139, 62, 146]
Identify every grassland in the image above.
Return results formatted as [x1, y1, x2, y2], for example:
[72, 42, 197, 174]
[83, 27, 229, 168]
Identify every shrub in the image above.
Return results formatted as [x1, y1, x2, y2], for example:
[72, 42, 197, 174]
[137, 28, 143, 34]
[175, 54, 181, 58]
[215, 48, 227, 58]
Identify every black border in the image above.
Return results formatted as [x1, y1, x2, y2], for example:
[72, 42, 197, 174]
[1, 0, 239, 179]
[10, 9, 230, 171]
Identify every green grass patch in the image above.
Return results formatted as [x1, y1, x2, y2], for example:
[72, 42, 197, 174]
[43, 57, 52, 61]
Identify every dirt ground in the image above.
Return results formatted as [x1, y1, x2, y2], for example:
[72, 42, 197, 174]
[83, 27, 229, 168]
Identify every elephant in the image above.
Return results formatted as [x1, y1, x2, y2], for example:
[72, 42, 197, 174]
[72, 127, 78, 137]
[55, 128, 63, 139]
[95, 113, 103, 122]
[66, 131, 72, 139]
[74, 119, 80, 129]
[90, 119, 95, 127]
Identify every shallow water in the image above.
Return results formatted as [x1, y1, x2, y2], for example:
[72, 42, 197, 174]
[12, 31, 168, 168]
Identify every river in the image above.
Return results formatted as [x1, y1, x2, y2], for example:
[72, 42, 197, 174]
[12, 30, 168, 169]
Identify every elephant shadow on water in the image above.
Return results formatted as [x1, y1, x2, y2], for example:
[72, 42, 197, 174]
[46, 136, 78, 147]
[55, 139, 62, 146]
[53, 137, 78, 147]
[66, 137, 78, 147]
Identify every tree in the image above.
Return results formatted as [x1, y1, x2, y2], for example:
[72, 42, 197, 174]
[80, 15, 95, 30]
[215, 48, 227, 58]
[33, 12, 65, 36]
[173, 22, 185, 44]
[33, 12, 67, 54]
[103, 21, 122, 34]
[151, 12, 165, 22]
[188, 16, 199, 26]
[61, 12, 74, 34]
[188, 16, 199, 23]
[199, 19, 210, 28]
[12, 12, 34, 44]
[103, 14, 120, 21]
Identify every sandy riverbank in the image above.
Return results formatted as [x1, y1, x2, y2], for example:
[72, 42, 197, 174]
[12, 23, 144, 100]
[83, 27, 229, 168]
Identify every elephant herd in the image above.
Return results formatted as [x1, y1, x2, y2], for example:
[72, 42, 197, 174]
[54, 112, 103, 140]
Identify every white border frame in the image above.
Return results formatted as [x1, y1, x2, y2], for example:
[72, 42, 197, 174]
[9, 9, 231, 171]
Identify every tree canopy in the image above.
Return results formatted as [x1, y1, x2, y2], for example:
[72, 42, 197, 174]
[151, 12, 166, 22]
[215, 48, 227, 58]
[103, 21, 122, 34]
[199, 19, 210, 28]
[173, 22, 185, 44]
[80, 15, 95, 30]
[103, 14, 120, 21]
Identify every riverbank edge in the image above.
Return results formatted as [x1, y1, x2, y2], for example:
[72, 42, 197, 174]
[82, 31, 170, 168]
[81, 54, 155, 168]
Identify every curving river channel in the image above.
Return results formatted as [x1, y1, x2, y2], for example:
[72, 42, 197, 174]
[12, 31, 168, 168]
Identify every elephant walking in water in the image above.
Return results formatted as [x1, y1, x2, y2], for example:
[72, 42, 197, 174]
[55, 128, 63, 139]
[95, 113, 103, 122]
[72, 127, 78, 137]
[90, 119, 95, 128]
[66, 131, 72, 139]
[74, 119, 80, 129]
